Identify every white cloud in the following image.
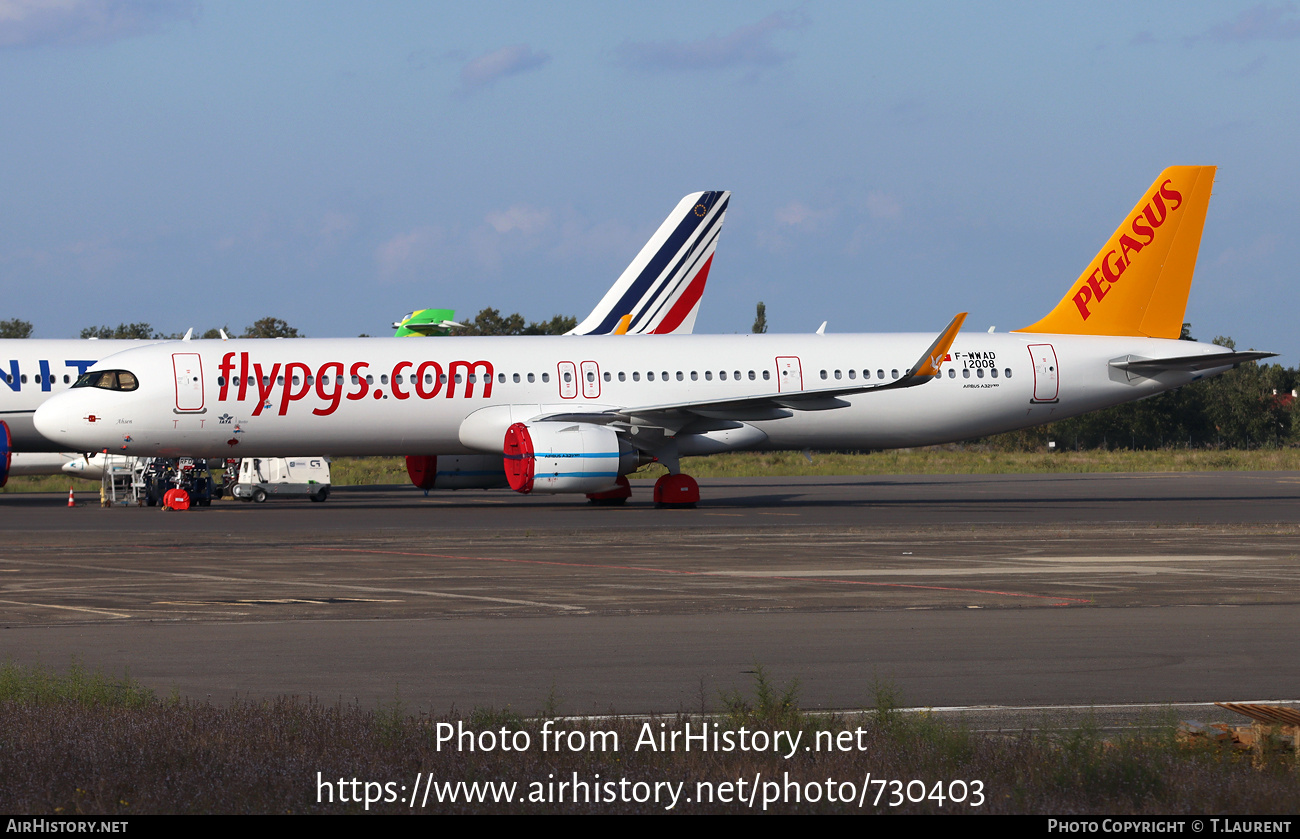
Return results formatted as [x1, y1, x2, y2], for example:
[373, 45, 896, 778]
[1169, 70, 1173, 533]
[774, 200, 833, 230]
[375, 225, 444, 280]
[1191, 3, 1300, 44]
[0, 0, 197, 49]
[616, 11, 808, 72]
[485, 204, 552, 236]
[457, 44, 550, 94]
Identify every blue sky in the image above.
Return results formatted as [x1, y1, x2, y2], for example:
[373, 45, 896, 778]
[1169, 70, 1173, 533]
[2, 1, 1297, 358]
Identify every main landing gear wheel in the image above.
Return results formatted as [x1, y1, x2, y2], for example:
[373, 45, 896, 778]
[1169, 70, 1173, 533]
[587, 475, 631, 506]
[653, 473, 699, 509]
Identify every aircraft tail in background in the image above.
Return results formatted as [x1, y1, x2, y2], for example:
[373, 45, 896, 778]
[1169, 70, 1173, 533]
[569, 190, 729, 336]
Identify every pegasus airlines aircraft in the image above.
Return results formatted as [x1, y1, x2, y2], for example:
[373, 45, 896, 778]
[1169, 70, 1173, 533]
[0, 191, 729, 487]
[34, 168, 1272, 506]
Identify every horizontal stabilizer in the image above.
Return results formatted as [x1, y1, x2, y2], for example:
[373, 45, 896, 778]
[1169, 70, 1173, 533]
[1110, 351, 1276, 374]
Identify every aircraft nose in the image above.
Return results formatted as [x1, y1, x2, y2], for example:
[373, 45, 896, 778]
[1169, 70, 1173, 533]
[33, 391, 86, 446]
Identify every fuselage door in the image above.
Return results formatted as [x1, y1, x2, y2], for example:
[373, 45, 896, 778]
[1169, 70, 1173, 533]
[580, 361, 601, 399]
[557, 361, 578, 399]
[172, 353, 205, 413]
[1028, 344, 1059, 403]
[775, 356, 803, 393]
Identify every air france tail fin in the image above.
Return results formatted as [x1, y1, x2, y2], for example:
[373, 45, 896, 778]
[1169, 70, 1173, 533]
[568, 190, 730, 336]
[1015, 166, 1216, 339]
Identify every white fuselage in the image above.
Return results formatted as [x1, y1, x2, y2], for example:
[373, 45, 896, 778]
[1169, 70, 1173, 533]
[33, 332, 1233, 459]
[2, 340, 152, 450]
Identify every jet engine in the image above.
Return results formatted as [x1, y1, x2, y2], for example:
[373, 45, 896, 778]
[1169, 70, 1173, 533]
[405, 454, 510, 490]
[503, 421, 639, 494]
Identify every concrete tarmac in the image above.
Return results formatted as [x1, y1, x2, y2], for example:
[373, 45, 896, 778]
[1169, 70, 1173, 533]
[2, 472, 1298, 719]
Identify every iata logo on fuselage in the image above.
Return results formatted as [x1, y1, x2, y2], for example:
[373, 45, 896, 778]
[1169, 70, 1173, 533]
[1071, 179, 1183, 320]
[216, 352, 494, 417]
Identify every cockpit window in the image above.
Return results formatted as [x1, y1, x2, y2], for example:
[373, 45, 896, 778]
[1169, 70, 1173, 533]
[72, 369, 139, 392]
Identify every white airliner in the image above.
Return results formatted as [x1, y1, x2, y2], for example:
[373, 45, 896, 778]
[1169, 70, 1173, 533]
[0, 190, 729, 487]
[33, 168, 1272, 506]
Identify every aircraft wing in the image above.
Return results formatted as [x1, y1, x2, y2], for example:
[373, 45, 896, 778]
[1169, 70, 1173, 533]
[537, 313, 967, 433]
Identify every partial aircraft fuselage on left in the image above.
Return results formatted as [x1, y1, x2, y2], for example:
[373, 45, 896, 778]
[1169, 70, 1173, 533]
[1, 340, 150, 450]
[33, 167, 1273, 505]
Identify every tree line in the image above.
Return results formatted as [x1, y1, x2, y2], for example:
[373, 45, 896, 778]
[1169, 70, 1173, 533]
[1, 308, 575, 341]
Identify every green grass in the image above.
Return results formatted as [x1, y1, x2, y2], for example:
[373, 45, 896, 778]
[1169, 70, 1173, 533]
[0, 660, 157, 708]
[630, 447, 1300, 479]
[7, 449, 1300, 494]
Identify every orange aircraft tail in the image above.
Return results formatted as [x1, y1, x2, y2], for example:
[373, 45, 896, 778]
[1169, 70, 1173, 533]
[1016, 166, 1216, 339]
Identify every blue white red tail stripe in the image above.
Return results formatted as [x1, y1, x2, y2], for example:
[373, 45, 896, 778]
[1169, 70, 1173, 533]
[569, 190, 729, 336]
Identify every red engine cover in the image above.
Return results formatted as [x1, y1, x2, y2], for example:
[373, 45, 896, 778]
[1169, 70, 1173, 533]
[503, 422, 534, 493]
[163, 488, 191, 511]
[405, 455, 439, 490]
[653, 473, 700, 506]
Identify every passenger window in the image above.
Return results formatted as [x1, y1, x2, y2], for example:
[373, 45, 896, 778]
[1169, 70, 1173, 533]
[834, 370, 842, 380]
[632, 372, 640, 381]
[690, 371, 697, 381]
[877, 369, 884, 379]
[990, 368, 998, 378]
[963, 369, 970, 378]
[1005, 368, 1012, 378]
[563, 371, 572, 383]
[891, 370, 899, 379]
[763, 370, 770, 380]
[647, 372, 654, 381]
[977, 369, 984, 378]
[848, 369, 856, 379]
[820, 370, 828, 380]
[705, 371, 713, 381]
[542, 373, 549, 383]
[499, 373, 506, 383]
[527, 373, 535, 383]
[948, 369, 956, 378]
[618, 372, 626, 382]
[676, 371, 684, 381]
[513, 373, 520, 383]
[603, 372, 611, 382]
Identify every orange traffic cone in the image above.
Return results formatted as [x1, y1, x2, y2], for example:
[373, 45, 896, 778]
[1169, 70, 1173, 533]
[67, 488, 75, 508]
